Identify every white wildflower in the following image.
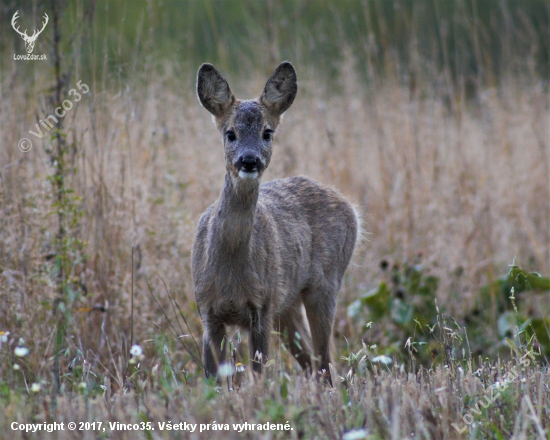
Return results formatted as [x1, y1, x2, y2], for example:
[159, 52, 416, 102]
[218, 362, 234, 377]
[372, 355, 392, 365]
[14, 346, 29, 357]
[30, 383, 41, 393]
[130, 344, 143, 357]
[343, 428, 369, 440]
[0, 331, 9, 343]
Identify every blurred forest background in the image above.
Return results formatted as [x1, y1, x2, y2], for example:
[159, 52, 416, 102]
[1, 0, 549, 90]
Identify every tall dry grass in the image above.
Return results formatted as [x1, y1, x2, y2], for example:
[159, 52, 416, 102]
[1, 58, 549, 437]
[4, 58, 549, 344]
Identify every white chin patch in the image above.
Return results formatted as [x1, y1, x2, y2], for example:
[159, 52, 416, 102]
[238, 170, 259, 180]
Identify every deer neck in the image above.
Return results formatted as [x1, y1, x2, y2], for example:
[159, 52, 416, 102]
[214, 173, 259, 256]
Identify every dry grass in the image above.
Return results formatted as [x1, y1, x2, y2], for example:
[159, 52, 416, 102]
[1, 7, 550, 437]
[1, 357, 549, 439]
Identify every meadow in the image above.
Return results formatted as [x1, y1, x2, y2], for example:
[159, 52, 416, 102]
[0, 0, 549, 438]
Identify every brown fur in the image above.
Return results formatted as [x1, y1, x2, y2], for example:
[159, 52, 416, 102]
[192, 62, 358, 385]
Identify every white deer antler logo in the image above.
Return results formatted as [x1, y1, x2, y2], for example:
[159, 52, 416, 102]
[11, 11, 49, 54]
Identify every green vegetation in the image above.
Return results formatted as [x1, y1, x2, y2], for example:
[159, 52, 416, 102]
[1, 0, 548, 85]
[349, 257, 550, 365]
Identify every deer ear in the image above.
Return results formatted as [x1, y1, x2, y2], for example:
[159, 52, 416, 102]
[197, 64, 235, 117]
[260, 62, 297, 117]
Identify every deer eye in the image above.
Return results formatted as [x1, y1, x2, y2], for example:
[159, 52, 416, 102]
[226, 131, 236, 142]
[263, 130, 273, 141]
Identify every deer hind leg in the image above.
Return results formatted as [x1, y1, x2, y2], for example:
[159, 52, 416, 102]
[275, 302, 312, 374]
[303, 286, 338, 386]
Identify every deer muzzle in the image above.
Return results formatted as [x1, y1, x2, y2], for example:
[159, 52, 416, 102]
[235, 154, 264, 179]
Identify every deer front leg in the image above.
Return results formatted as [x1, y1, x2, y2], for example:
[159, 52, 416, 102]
[203, 322, 226, 379]
[249, 325, 269, 374]
[249, 305, 271, 374]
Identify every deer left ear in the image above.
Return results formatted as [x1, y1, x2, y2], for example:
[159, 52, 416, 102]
[197, 63, 236, 118]
[260, 62, 297, 117]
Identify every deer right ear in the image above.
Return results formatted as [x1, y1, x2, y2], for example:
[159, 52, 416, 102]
[197, 64, 235, 117]
[260, 62, 298, 117]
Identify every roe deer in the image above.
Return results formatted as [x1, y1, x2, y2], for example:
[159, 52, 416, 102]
[192, 62, 359, 386]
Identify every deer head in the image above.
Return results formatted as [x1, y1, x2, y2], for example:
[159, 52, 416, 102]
[12, 11, 49, 54]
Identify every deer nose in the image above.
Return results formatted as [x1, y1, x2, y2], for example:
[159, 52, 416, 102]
[236, 155, 262, 172]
